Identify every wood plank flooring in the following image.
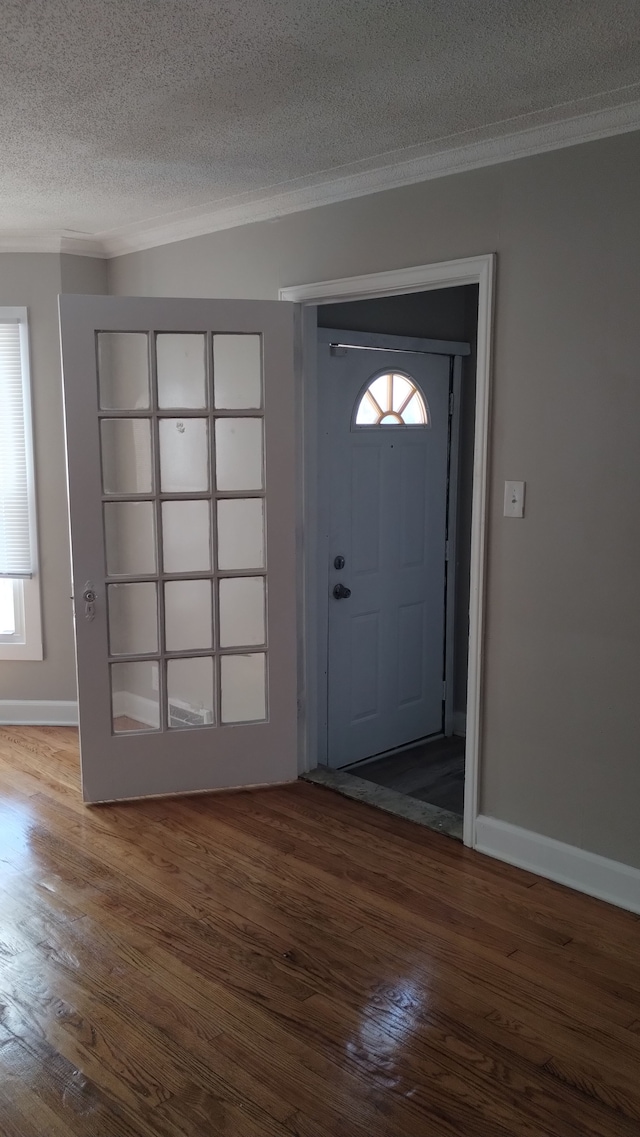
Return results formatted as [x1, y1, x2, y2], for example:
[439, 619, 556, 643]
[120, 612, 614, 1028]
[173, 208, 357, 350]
[0, 726, 639, 1136]
[352, 735, 466, 815]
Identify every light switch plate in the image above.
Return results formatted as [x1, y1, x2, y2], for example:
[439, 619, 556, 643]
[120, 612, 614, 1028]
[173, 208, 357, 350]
[504, 480, 525, 518]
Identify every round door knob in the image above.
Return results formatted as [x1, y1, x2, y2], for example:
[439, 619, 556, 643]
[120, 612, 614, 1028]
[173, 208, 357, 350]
[333, 583, 351, 600]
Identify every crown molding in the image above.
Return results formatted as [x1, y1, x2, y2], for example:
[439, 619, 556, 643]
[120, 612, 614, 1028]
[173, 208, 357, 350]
[98, 97, 640, 258]
[0, 233, 107, 257]
[2, 97, 640, 261]
[59, 235, 108, 258]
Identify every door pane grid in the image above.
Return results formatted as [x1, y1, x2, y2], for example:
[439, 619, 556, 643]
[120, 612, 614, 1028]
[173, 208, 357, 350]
[102, 490, 267, 501]
[99, 328, 268, 733]
[102, 568, 267, 585]
[101, 493, 160, 503]
[107, 647, 268, 663]
[209, 334, 219, 648]
[97, 407, 263, 419]
[150, 331, 170, 731]
[209, 379, 223, 728]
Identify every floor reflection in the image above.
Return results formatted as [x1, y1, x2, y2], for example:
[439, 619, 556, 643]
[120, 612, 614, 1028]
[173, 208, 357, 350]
[347, 977, 427, 1089]
[0, 800, 36, 870]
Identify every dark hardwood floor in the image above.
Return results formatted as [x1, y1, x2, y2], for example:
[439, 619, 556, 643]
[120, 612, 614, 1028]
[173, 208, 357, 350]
[0, 726, 639, 1136]
[352, 734, 465, 814]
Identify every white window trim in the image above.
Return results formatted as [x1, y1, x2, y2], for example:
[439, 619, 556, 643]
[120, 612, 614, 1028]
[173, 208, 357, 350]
[0, 307, 43, 661]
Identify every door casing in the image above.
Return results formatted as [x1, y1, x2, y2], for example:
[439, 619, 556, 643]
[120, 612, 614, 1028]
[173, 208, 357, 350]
[282, 254, 496, 849]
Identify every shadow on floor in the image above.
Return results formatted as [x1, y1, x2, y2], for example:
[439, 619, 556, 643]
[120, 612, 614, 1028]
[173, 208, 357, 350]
[350, 735, 465, 815]
[303, 736, 465, 841]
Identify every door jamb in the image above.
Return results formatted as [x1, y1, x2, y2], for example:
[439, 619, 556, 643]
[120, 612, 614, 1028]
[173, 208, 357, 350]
[444, 354, 463, 737]
[282, 254, 496, 849]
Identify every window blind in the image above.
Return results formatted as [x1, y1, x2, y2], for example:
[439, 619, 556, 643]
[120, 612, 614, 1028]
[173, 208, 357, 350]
[0, 320, 34, 577]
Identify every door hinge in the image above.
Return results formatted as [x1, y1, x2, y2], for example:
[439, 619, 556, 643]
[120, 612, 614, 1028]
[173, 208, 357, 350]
[442, 680, 447, 701]
[449, 390, 454, 415]
[445, 539, 450, 562]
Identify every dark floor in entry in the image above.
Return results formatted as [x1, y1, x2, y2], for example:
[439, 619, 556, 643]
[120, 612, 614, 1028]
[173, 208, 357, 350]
[351, 734, 465, 815]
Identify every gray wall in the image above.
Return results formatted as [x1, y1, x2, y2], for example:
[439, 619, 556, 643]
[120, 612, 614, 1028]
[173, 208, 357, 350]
[0, 253, 107, 704]
[60, 253, 108, 294]
[318, 288, 478, 718]
[109, 131, 640, 870]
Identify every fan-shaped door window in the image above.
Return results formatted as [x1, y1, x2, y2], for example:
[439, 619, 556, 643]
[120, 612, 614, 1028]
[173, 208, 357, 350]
[354, 371, 428, 427]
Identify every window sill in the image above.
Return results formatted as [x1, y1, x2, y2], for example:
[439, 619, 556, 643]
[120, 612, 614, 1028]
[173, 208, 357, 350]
[0, 641, 44, 662]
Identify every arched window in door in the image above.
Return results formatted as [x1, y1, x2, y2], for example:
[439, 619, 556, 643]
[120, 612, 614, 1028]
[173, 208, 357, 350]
[353, 371, 429, 427]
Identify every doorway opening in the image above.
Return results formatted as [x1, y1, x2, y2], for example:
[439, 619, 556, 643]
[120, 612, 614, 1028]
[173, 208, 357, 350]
[314, 290, 476, 839]
[281, 255, 494, 848]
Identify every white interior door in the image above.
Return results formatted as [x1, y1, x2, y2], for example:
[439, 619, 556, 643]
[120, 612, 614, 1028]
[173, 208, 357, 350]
[60, 294, 298, 802]
[319, 332, 450, 768]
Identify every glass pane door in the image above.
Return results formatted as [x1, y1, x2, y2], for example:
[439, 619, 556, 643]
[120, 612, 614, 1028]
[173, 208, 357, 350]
[60, 295, 297, 802]
[97, 330, 267, 735]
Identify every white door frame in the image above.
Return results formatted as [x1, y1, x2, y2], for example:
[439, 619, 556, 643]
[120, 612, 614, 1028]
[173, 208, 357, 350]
[282, 254, 496, 848]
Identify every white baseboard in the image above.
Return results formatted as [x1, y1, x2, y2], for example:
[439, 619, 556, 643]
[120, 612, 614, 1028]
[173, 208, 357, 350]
[0, 700, 79, 726]
[112, 691, 159, 729]
[475, 815, 640, 915]
[453, 710, 466, 737]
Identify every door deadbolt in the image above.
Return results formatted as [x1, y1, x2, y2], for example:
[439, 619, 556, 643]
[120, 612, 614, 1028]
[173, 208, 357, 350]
[333, 555, 345, 570]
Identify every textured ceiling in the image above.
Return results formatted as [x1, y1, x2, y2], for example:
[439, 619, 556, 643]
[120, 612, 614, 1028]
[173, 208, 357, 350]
[2, 0, 640, 248]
